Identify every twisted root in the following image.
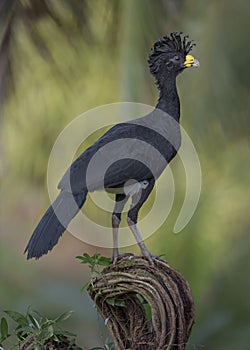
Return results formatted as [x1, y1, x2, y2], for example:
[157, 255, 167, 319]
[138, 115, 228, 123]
[88, 255, 194, 350]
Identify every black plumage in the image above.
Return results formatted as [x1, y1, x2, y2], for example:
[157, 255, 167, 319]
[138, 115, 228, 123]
[25, 32, 199, 262]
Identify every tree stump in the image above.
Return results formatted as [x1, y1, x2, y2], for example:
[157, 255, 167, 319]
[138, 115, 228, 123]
[88, 254, 195, 350]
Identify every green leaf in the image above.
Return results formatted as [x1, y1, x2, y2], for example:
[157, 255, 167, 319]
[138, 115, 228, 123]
[106, 298, 115, 306]
[41, 319, 54, 328]
[52, 333, 60, 342]
[38, 325, 54, 341]
[80, 281, 90, 292]
[77, 253, 111, 266]
[56, 329, 76, 338]
[98, 256, 112, 266]
[76, 253, 91, 264]
[54, 310, 74, 324]
[4, 310, 28, 327]
[28, 314, 40, 330]
[136, 294, 151, 320]
[0, 318, 9, 340]
[143, 302, 152, 321]
[91, 271, 100, 279]
[106, 297, 125, 307]
[104, 342, 114, 350]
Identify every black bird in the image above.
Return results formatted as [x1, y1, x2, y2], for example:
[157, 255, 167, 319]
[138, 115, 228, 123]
[25, 32, 199, 262]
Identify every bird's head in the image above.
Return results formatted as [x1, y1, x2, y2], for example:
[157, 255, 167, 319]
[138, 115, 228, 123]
[148, 32, 199, 85]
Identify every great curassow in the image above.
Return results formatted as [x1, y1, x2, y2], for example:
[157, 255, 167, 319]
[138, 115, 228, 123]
[25, 32, 199, 263]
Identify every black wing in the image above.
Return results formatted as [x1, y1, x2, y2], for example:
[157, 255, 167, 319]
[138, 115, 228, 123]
[58, 119, 178, 193]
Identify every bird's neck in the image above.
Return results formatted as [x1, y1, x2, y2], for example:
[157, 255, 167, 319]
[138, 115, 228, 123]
[156, 77, 180, 122]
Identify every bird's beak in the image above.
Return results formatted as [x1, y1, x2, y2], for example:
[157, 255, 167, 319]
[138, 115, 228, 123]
[184, 54, 200, 68]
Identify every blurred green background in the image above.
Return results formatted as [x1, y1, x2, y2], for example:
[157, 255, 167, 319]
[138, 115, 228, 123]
[1, 0, 250, 349]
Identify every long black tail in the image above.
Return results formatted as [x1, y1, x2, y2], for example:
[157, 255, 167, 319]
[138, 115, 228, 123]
[25, 191, 87, 259]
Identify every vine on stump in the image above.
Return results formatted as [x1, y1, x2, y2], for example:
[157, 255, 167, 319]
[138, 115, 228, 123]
[88, 254, 195, 350]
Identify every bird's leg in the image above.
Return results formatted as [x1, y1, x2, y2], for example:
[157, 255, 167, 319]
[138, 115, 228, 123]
[127, 179, 155, 263]
[127, 217, 153, 262]
[112, 214, 120, 264]
[112, 194, 128, 264]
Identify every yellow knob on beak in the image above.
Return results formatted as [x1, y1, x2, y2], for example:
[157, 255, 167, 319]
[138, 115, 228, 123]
[184, 54, 200, 68]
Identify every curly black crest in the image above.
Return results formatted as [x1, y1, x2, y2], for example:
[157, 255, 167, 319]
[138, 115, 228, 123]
[148, 32, 196, 75]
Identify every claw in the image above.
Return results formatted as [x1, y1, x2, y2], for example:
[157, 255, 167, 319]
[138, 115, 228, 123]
[112, 250, 119, 265]
[142, 251, 155, 265]
[112, 257, 118, 265]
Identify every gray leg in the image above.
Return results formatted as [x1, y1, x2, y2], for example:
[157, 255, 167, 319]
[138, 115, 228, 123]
[112, 214, 120, 264]
[127, 217, 153, 262]
[112, 194, 129, 264]
[127, 179, 155, 262]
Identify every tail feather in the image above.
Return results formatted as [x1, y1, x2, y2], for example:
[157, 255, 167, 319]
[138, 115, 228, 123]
[25, 191, 87, 259]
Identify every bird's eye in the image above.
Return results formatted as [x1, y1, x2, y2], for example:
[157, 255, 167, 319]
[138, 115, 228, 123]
[174, 55, 180, 61]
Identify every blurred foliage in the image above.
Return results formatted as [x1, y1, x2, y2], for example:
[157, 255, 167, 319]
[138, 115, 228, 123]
[0, 309, 81, 349]
[0, 0, 250, 349]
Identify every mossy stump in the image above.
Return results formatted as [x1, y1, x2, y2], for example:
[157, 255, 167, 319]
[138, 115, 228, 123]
[88, 254, 195, 350]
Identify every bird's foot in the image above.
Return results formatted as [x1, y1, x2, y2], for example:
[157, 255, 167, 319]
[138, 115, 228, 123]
[112, 252, 158, 265]
[112, 246, 119, 265]
[139, 244, 155, 265]
[112, 254, 118, 265]
[112, 252, 134, 265]
[142, 252, 155, 265]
